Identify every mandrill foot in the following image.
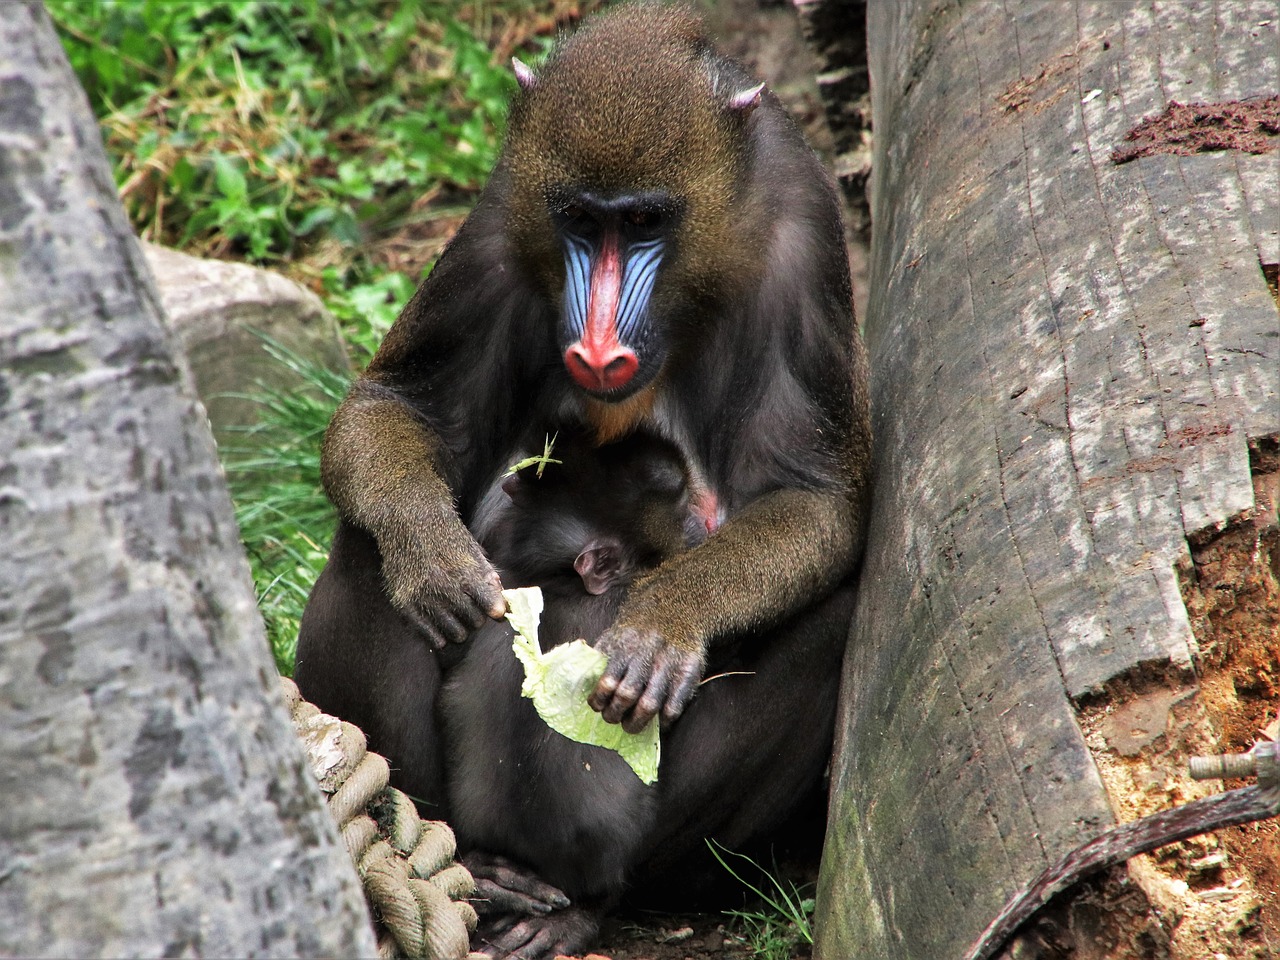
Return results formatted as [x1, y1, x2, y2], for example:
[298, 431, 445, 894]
[474, 905, 601, 960]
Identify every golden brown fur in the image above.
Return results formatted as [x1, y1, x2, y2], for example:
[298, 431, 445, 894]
[583, 384, 659, 444]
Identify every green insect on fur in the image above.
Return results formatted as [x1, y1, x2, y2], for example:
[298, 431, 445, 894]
[505, 432, 561, 478]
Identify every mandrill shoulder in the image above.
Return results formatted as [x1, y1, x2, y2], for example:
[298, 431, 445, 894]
[369, 164, 546, 376]
[368, 172, 559, 402]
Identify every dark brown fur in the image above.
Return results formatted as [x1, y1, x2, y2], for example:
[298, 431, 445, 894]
[441, 430, 851, 958]
[441, 431, 686, 954]
[294, 5, 870, 957]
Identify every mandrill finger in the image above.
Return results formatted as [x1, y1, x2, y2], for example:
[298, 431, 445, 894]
[406, 609, 449, 650]
[488, 919, 555, 959]
[458, 594, 490, 631]
[624, 669, 671, 734]
[600, 661, 650, 726]
[465, 568, 507, 620]
[463, 852, 570, 913]
[434, 607, 471, 645]
[482, 907, 600, 959]
[662, 657, 703, 724]
[486, 870, 568, 909]
[471, 878, 552, 916]
[587, 657, 628, 712]
[512, 925, 562, 960]
[483, 913, 589, 960]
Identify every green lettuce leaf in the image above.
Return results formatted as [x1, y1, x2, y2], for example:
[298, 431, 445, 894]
[505, 587, 660, 784]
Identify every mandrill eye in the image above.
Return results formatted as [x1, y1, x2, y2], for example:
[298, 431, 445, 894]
[555, 202, 597, 239]
[624, 208, 666, 240]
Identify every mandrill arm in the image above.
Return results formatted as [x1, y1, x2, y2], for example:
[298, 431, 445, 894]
[320, 378, 506, 648]
[589, 483, 863, 733]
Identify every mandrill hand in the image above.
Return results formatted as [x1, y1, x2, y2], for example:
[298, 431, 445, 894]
[379, 507, 506, 649]
[462, 852, 570, 917]
[588, 624, 705, 733]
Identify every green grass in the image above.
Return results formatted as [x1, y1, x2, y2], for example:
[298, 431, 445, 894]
[48, 0, 513, 267]
[219, 339, 348, 674]
[49, 0, 605, 674]
[321, 266, 418, 364]
[709, 841, 816, 960]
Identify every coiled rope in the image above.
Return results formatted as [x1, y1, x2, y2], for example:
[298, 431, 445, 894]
[281, 677, 485, 959]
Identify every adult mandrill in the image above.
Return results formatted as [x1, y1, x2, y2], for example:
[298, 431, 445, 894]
[294, 2, 871, 955]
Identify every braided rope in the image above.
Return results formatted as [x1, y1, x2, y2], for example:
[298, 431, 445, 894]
[281, 677, 484, 959]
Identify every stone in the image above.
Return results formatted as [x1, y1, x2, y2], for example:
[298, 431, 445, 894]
[143, 242, 351, 449]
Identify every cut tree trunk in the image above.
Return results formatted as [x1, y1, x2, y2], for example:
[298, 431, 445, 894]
[0, 4, 376, 956]
[814, 1, 1279, 958]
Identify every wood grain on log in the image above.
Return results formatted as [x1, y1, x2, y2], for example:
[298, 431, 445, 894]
[814, 1, 1278, 956]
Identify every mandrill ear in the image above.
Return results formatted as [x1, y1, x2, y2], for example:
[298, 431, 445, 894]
[574, 539, 627, 596]
[726, 82, 765, 117]
[512, 57, 538, 92]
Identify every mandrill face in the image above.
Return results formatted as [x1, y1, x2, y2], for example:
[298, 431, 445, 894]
[500, 5, 760, 404]
[550, 186, 683, 398]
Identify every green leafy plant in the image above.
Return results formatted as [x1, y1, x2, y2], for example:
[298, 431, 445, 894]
[320, 267, 418, 363]
[708, 841, 816, 960]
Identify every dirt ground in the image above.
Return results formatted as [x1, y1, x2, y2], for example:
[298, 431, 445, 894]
[590, 910, 796, 960]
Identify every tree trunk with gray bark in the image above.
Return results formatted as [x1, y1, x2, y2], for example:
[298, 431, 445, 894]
[0, 4, 376, 955]
[814, 1, 1279, 957]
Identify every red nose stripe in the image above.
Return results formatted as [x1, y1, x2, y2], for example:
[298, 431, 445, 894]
[565, 230, 639, 391]
[585, 231, 622, 351]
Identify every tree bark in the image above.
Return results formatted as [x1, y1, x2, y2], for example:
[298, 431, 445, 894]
[0, 4, 376, 956]
[815, 1, 1279, 957]
[792, 0, 872, 238]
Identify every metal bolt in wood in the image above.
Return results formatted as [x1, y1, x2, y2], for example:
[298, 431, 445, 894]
[1189, 741, 1279, 788]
